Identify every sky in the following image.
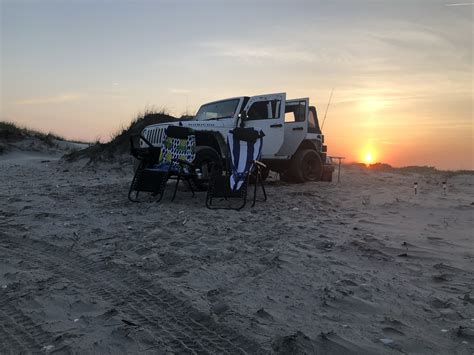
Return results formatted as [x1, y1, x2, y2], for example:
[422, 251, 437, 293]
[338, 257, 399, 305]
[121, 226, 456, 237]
[1, 0, 473, 169]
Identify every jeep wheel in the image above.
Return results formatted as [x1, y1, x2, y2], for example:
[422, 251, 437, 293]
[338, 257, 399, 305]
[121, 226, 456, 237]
[292, 149, 323, 183]
[193, 146, 222, 191]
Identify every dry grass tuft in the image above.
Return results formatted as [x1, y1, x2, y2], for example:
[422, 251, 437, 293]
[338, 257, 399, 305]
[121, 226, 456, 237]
[63, 108, 191, 163]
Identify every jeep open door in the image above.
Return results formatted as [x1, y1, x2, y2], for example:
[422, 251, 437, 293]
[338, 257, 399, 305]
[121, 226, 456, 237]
[276, 98, 309, 157]
[242, 93, 286, 157]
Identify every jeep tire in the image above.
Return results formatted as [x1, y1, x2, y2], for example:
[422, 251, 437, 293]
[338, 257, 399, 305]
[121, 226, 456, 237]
[291, 149, 323, 183]
[193, 146, 222, 190]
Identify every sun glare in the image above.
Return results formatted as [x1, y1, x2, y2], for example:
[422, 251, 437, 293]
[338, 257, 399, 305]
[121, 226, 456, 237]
[364, 151, 374, 165]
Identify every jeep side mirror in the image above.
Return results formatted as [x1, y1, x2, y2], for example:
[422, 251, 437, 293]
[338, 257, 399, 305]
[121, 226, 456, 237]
[238, 112, 247, 127]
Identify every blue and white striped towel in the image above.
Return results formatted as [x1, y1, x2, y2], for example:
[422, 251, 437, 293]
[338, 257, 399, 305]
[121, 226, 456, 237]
[227, 129, 263, 191]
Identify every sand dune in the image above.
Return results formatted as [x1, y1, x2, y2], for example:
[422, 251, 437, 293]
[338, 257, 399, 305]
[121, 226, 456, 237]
[0, 149, 473, 354]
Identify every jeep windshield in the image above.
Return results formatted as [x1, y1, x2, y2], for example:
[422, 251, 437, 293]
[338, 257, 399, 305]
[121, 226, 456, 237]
[194, 99, 240, 121]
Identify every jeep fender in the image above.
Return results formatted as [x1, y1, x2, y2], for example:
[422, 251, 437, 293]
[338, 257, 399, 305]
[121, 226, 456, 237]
[295, 139, 321, 154]
[195, 130, 227, 158]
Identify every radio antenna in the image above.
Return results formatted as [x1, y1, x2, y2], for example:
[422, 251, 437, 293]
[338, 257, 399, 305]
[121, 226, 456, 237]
[321, 88, 334, 130]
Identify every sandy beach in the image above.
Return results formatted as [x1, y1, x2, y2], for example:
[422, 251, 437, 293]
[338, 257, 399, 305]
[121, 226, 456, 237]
[2, 0, 473, 352]
[0, 146, 472, 354]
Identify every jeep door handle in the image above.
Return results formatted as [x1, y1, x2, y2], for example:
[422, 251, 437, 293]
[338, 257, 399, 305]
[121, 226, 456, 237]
[270, 124, 282, 128]
[292, 127, 304, 131]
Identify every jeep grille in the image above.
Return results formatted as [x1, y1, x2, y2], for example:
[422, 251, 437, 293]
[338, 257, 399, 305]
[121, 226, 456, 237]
[141, 127, 166, 147]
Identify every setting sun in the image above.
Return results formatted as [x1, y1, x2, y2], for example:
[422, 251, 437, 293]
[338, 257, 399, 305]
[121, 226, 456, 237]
[364, 151, 375, 165]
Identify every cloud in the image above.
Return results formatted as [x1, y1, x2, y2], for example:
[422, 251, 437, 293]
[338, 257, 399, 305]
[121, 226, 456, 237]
[14, 93, 82, 105]
[198, 41, 315, 64]
[445, 2, 474, 6]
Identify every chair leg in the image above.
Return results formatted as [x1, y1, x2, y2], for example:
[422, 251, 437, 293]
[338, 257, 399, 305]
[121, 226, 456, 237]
[128, 182, 137, 202]
[151, 177, 166, 202]
[150, 171, 167, 197]
[155, 177, 166, 202]
[260, 173, 267, 201]
[251, 172, 258, 207]
[172, 176, 180, 201]
[128, 189, 137, 202]
[239, 181, 248, 210]
[206, 174, 250, 211]
[128, 164, 142, 202]
[206, 193, 213, 209]
[205, 177, 215, 209]
[186, 177, 195, 197]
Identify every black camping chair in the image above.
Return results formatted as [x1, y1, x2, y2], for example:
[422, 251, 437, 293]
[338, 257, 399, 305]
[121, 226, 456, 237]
[128, 126, 196, 202]
[206, 127, 267, 210]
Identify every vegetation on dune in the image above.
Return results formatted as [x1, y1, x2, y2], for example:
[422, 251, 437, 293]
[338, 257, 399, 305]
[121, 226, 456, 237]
[63, 109, 192, 163]
[0, 121, 74, 155]
[0, 121, 65, 145]
[376, 164, 473, 176]
[345, 162, 473, 176]
[3, 119, 470, 175]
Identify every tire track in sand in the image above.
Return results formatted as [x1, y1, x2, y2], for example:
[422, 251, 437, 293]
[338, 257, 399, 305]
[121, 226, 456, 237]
[0, 302, 61, 353]
[0, 235, 263, 354]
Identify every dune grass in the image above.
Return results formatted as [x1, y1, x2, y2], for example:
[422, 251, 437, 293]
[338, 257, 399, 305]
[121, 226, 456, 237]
[0, 121, 90, 145]
[0, 121, 94, 156]
[0, 121, 65, 143]
[63, 108, 185, 163]
[345, 162, 473, 176]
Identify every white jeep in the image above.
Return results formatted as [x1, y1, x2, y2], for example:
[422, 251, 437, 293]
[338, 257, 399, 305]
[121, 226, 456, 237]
[140, 93, 334, 184]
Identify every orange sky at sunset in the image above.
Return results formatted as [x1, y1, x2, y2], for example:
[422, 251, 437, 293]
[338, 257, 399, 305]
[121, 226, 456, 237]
[1, 0, 472, 170]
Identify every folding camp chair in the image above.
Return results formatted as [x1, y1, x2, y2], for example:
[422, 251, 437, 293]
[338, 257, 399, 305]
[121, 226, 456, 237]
[128, 126, 196, 202]
[206, 127, 267, 210]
